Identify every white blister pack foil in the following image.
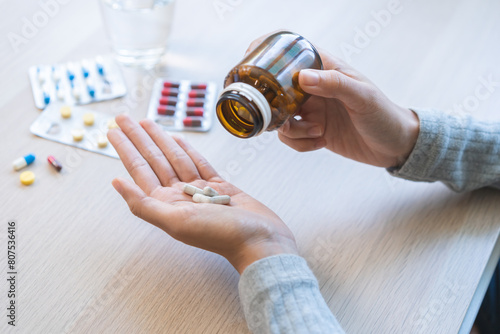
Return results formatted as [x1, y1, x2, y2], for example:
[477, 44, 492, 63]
[30, 103, 119, 159]
[29, 55, 127, 109]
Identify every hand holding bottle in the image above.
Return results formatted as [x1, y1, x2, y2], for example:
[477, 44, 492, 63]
[283, 50, 420, 168]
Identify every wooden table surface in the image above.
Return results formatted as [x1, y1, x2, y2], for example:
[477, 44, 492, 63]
[1, 0, 500, 333]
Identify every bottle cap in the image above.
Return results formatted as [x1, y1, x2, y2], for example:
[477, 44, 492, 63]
[217, 82, 271, 138]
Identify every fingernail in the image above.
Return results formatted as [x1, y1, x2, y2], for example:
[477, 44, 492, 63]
[308, 126, 322, 137]
[300, 70, 320, 86]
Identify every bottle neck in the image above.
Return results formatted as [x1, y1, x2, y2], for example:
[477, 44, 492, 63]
[216, 82, 271, 138]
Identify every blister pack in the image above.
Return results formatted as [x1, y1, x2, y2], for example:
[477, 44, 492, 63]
[30, 103, 119, 159]
[28, 55, 127, 109]
[146, 79, 217, 132]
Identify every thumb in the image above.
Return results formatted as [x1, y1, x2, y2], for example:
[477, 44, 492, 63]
[299, 69, 369, 108]
[112, 177, 149, 220]
[111, 177, 182, 234]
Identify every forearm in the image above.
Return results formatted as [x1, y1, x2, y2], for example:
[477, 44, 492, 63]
[239, 254, 345, 334]
[388, 109, 500, 192]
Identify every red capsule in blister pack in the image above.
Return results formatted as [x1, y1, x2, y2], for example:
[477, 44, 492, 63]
[159, 97, 178, 106]
[163, 82, 180, 88]
[186, 108, 204, 117]
[190, 83, 207, 90]
[183, 117, 203, 127]
[186, 99, 204, 107]
[157, 105, 176, 116]
[188, 91, 206, 98]
[161, 88, 179, 97]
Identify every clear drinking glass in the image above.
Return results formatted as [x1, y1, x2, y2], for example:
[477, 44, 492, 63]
[99, 0, 176, 67]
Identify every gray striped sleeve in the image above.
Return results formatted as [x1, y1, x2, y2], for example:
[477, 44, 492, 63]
[239, 254, 345, 334]
[388, 109, 500, 192]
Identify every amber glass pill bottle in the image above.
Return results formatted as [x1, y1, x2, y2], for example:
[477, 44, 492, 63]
[216, 31, 323, 138]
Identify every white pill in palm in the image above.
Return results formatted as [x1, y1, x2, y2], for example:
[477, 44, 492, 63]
[183, 184, 203, 196]
[193, 193, 212, 203]
[193, 193, 231, 205]
[203, 186, 219, 197]
[211, 195, 231, 205]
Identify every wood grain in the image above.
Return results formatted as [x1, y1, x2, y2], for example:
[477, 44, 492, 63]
[1, 0, 499, 333]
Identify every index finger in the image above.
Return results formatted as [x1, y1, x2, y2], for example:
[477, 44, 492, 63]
[172, 136, 221, 181]
[139, 119, 202, 182]
[116, 114, 180, 187]
[108, 128, 161, 195]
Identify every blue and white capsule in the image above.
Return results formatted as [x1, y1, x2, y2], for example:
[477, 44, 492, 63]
[87, 85, 95, 98]
[67, 69, 75, 81]
[13, 154, 35, 171]
[82, 66, 89, 78]
[43, 91, 51, 105]
[52, 66, 61, 82]
[96, 62, 105, 76]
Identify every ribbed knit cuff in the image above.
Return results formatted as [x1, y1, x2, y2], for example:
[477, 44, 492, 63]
[388, 108, 500, 192]
[239, 254, 344, 334]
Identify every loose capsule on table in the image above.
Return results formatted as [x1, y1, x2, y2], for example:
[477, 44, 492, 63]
[47, 155, 62, 172]
[216, 31, 323, 138]
[12, 154, 35, 171]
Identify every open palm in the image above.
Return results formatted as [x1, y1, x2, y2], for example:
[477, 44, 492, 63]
[108, 115, 297, 273]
